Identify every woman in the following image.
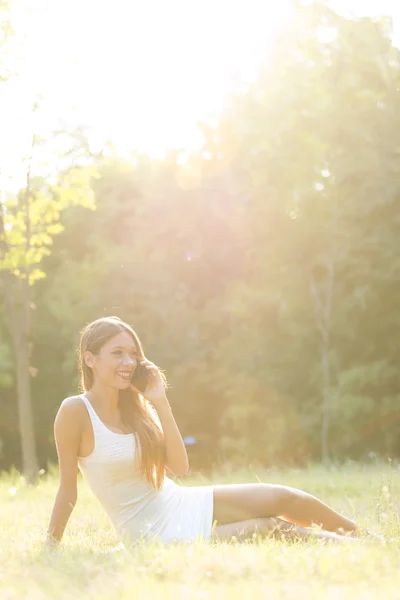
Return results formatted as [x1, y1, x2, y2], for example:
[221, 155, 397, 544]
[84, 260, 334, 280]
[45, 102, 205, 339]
[47, 316, 363, 548]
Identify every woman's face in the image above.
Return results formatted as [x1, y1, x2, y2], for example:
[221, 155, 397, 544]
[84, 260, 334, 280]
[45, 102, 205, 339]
[86, 330, 140, 389]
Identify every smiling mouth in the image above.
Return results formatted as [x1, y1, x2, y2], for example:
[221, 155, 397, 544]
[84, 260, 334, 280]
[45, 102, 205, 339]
[117, 372, 131, 381]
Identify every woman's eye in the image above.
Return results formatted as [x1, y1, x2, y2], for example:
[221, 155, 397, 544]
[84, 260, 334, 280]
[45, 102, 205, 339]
[112, 351, 122, 356]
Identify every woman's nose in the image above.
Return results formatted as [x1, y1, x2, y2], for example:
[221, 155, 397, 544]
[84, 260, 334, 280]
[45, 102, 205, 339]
[123, 355, 135, 366]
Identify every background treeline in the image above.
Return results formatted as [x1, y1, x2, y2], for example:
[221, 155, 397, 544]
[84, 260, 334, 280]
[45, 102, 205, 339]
[1, 1, 400, 475]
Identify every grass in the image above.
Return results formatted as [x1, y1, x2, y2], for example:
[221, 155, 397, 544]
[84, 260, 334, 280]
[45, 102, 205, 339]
[1, 461, 399, 599]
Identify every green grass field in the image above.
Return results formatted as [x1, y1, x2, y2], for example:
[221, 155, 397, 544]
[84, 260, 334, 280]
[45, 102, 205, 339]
[1, 462, 399, 599]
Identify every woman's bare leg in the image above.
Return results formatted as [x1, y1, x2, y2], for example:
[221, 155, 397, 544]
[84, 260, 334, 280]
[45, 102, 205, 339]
[211, 517, 361, 544]
[212, 484, 358, 535]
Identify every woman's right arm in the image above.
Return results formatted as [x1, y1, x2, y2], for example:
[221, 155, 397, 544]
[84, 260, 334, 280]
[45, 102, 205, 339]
[46, 397, 83, 547]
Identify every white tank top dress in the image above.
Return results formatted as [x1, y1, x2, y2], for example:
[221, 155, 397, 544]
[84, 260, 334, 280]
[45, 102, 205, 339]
[77, 394, 214, 546]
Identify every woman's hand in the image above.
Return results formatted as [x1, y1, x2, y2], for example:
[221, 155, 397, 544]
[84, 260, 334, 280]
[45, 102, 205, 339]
[130, 358, 168, 410]
[131, 359, 189, 475]
[42, 535, 60, 553]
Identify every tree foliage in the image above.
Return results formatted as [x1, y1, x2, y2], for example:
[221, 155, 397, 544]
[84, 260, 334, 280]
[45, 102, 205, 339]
[1, 1, 400, 472]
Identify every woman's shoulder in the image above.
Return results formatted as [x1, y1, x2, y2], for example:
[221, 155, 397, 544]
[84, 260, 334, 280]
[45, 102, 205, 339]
[57, 395, 87, 422]
[54, 395, 87, 439]
[62, 394, 84, 402]
[60, 394, 85, 409]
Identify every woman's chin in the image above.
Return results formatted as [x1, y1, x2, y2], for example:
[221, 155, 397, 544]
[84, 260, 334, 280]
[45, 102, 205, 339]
[115, 377, 132, 389]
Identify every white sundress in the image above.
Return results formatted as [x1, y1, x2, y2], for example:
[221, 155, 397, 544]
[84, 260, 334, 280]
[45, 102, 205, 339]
[77, 394, 214, 546]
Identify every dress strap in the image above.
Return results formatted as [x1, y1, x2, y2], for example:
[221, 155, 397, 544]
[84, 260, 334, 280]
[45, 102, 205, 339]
[79, 393, 105, 434]
[79, 393, 131, 438]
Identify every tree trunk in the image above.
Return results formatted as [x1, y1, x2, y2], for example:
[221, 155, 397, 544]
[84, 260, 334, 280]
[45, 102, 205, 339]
[4, 278, 39, 483]
[15, 324, 39, 483]
[0, 132, 39, 483]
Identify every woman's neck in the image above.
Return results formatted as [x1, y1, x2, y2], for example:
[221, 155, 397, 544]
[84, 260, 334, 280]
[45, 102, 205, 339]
[86, 384, 119, 413]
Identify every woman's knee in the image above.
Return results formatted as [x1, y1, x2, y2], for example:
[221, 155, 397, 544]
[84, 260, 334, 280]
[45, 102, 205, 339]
[212, 482, 301, 524]
[268, 484, 300, 514]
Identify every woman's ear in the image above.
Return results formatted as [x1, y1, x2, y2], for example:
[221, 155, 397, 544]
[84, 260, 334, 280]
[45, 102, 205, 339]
[84, 351, 95, 368]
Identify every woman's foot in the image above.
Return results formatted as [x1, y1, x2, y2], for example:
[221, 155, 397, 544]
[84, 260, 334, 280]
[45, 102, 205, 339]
[337, 526, 384, 542]
[364, 528, 385, 542]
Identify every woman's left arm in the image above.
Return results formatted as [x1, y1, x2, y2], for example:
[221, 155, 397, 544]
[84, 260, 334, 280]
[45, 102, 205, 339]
[155, 398, 189, 476]
[132, 360, 189, 476]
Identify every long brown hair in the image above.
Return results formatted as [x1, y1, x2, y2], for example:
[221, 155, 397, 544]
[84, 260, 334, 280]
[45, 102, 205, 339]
[78, 316, 165, 490]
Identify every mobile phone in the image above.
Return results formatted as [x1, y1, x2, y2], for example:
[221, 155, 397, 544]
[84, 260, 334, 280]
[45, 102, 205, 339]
[130, 361, 149, 394]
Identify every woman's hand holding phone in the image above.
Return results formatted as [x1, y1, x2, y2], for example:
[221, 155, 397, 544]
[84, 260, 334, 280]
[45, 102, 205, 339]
[130, 360, 149, 394]
[130, 358, 168, 410]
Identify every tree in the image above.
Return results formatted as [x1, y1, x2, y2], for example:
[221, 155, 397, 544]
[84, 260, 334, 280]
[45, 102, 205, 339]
[3, 0, 400, 472]
[200, 1, 400, 461]
[0, 98, 95, 480]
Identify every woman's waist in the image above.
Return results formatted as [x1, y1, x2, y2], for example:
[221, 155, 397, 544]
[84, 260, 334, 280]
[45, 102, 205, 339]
[79, 468, 177, 512]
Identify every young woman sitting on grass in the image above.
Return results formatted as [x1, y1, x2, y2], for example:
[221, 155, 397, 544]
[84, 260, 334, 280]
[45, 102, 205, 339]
[47, 316, 365, 549]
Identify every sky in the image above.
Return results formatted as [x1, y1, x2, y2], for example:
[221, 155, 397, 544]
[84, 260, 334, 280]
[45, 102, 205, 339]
[1, 0, 400, 192]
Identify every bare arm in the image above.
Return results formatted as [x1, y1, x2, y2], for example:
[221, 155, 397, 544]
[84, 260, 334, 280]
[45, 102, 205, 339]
[156, 398, 189, 477]
[135, 360, 189, 477]
[46, 398, 82, 546]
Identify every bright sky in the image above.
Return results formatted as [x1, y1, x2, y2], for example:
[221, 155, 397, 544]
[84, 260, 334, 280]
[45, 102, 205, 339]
[1, 0, 400, 192]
